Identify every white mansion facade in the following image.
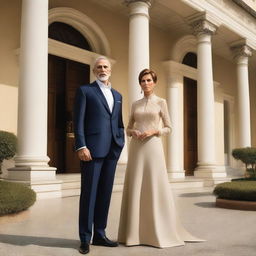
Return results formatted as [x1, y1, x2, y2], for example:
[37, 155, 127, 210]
[0, 0, 256, 198]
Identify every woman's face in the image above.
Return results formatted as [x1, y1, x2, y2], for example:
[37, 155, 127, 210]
[140, 74, 156, 94]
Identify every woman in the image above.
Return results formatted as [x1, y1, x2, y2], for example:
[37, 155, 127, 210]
[118, 68, 203, 248]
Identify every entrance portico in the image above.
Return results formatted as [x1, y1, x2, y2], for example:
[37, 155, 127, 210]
[5, 0, 256, 198]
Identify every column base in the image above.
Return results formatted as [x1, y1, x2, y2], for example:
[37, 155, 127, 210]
[6, 166, 62, 199]
[168, 172, 185, 179]
[194, 164, 227, 178]
[7, 166, 57, 181]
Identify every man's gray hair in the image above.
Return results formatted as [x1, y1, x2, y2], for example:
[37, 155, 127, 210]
[93, 56, 111, 69]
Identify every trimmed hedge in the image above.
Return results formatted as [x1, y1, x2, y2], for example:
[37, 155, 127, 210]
[213, 181, 256, 201]
[0, 130, 17, 163]
[0, 181, 36, 216]
[232, 177, 256, 181]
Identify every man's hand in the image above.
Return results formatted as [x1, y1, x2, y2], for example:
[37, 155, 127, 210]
[138, 130, 159, 140]
[77, 148, 92, 161]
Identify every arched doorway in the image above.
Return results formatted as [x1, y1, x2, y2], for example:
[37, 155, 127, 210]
[47, 22, 92, 173]
[182, 52, 198, 176]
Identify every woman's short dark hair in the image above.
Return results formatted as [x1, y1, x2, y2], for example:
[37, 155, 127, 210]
[138, 68, 157, 84]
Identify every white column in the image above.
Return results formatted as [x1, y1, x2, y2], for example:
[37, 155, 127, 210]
[125, 0, 151, 106]
[8, 0, 59, 195]
[192, 19, 225, 177]
[166, 75, 185, 179]
[232, 44, 252, 147]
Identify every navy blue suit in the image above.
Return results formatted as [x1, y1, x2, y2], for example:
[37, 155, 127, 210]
[74, 81, 124, 243]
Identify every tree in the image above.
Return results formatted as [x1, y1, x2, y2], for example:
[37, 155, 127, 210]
[232, 147, 256, 178]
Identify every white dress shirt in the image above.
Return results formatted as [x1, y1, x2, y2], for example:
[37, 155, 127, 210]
[96, 79, 114, 113]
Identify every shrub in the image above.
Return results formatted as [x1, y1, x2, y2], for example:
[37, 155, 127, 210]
[0, 181, 36, 216]
[0, 130, 17, 174]
[232, 147, 256, 178]
[213, 181, 256, 201]
[232, 177, 256, 181]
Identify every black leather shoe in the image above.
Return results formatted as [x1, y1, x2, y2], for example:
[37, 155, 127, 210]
[92, 236, 119, 247]
[79, 242, 90, 254]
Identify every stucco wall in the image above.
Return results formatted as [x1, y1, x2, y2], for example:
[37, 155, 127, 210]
[0, 84, 18, 134]
[150, 26, 175, 157]
[0, 0, 21, 134]
[213, 54, 239, 154]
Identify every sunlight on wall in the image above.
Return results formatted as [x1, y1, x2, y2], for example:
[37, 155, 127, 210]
[0, 84, 18, 134]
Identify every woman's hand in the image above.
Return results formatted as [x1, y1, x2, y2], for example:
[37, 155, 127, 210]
[138, 130, 159, 140]
[131, 130, 141, 139]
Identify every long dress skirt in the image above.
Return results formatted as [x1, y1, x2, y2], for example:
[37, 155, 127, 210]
[118, 136, 202, 248]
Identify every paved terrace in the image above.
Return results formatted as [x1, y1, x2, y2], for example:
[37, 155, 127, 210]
[0, 187, 255, 256]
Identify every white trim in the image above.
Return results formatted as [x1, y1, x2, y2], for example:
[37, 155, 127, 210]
[48, 39, 115, 82]
[163, 60, 197, 80]
[48, 7, 111, 56]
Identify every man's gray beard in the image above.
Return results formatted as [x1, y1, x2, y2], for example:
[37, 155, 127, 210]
[97, 74, 110, 82]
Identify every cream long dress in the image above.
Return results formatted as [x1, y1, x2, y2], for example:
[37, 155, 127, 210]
[118, 94, 203, 248]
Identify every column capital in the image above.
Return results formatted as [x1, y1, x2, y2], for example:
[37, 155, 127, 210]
[125, 0, 152, 18]
[192, 19, 217, 36]
[186, 12, 219, 36]
[124, 0, 152, 7]
[231, 44, 253, 61]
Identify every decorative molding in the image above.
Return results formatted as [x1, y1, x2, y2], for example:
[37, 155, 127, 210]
[125, 0, 152, 19]
[48, 39, 116, 82]
[230, 39, 253, 60]
[162, 60, 221, 89]
[192, 19, 217, 36]
[186, 12, 219, 36]
[171, 35, 197, 63]
[232, 0, 256, 18]
[162, 60, 197, 82]
[48, 7, 111, 56]
[183, 0, 256, 50]
[232, 44, 253, 58]
[124, 0, 152, 7]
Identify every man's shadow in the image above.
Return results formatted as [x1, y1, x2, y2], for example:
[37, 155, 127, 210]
[0, 234, 79, 249]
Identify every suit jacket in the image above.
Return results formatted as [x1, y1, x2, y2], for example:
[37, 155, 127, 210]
[74, 81, 125, 158]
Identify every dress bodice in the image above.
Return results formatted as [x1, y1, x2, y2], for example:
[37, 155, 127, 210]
[127, 94, 172, 136]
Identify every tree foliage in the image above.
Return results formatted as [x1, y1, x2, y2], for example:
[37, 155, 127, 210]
[232, 147, 256, 178]
[0, 130, 17, 163]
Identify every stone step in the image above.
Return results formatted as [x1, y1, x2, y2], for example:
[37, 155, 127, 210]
[57, 165, 240, 198]
[169, 177, 205, 189]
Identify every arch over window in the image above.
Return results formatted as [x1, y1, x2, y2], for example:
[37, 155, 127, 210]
[182, 52, 197, 68]
[48, 7, 111, 56]
[49, 22, 92, 51]
[171, 35, 197, 64]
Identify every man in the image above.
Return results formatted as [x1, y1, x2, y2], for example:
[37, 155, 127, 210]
[74, 56, 125, 254]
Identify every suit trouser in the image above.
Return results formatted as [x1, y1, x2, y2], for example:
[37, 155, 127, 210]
[79, 150, 119, 243]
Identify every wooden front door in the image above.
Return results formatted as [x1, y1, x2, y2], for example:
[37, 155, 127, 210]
[48, 54, 90, 173]
[184, 77, 198, 175]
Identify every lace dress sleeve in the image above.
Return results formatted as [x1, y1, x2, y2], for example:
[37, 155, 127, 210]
[158, 99, 172, 136]
[126, 103, 136, 137]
